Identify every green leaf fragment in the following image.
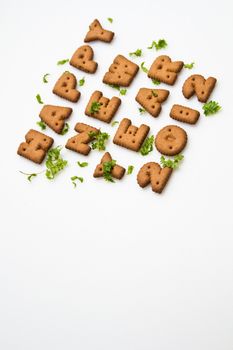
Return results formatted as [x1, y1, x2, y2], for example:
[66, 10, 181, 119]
[43, 73, 50, 83]
[45, 146, 68, 180]
[77, 161, 88, 167]
[140, 135, 154, 156]
[103, 160, 116, 182]
[140, 62, 148, 73]
[111, 121, 119, 127]
[184, 62, 195, 69]
[127, 165, 134, 175]
[202, 101, 221, 116]
[107, 18, 113, 23]
[89, 130, 110, 151]
[36, 94, 44, 104]
[61, 123, 69, 135]
[78, 77, 85, 86]
[57, 59, 69, 65]
[129, 49, 142, 57]
[90, 101, 101, 114]
[160, 154, 184, 169]
[139, 107, 146, 114]
[36, 120, 46, 130]
[148, 39, 167, 50]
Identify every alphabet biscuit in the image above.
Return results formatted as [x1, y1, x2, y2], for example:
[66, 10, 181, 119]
[65, 123, 98, 156]
[70, 45, 98, 74]
[148, 55, 183, 85]
[53, 71, 80, 102]
[39, 105, 73, 134]
[182, 74, 217, 103]
[135, 88, 169, 117]
[93, 152, 125, 180]
[170, 104, 200, 124]
[84, 19, 114, 43]
[155, 125, 187, 156]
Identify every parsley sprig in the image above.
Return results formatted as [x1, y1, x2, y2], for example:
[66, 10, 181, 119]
[109, 84, 127, 95]
[103, 160, 116, 182]
[184, 62, 195, 69]
[37, 120, 46, 130]
[71, 176, 84, 187]
[90, 101, 101, 114]
[45, 146, 68, 180]
[89, 131, 110, 151]
[140, 135, 154, 155]
[160, 154, 184, 169]
[43, 73, 50, 83]
[57, 59, 69, 65]
[202, 101, 221, 116]
[148, 39, 167, 50]
[129, 49, 142, 57]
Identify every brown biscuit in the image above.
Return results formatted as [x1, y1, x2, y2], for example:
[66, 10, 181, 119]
[53, 71, 80, 102]
[65, 123, 98, 155]
[70, 45, 98, 74]
[135, 88, 169, 117]
[148, 55, 183, 85]
[155, 125, 187, 156]
[84, 19, 114, 43]
[93, 152, 125, 180]
[182, 74, 217, 103]
[113, 118, 150, 152]
[137, 162, 173, 194]
[17, 129, 53, 164]
[39, 105, 73, 134]
[85, 91, 121, 123]
[170, 104, 200, 124]
[103, 55, 139, 87]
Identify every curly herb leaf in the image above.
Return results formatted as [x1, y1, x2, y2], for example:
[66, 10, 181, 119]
[109, 84, 127, 96]
[140, 62, 148, 73]
[202, 101, 221, 116]
[152, 79, 161, 85]
[90, 101, 101, 114]
[129, 49, 142, 57]
[43, 73, 50, 83]
[36, 94, 44, 104]
[57, 59, 69, 65]
[71, 175, 84, 187]
[36, 120, 46, 130]
[139, 107, 146, 114]
[107, 17, 113, 23]
[89, 131, 110, 151]
[19, 171, 40, 182]
[160, 154, 184, 169]
[103, 160, 116, 182]
[78, 77, 85, 86]
[127, 165, 134, 175]
[45, 146, 68, 180]
[148, 39, 167, 50]
[61, 123, 69, 135]
[111, 121, 119, 127]
[184, 62, 195, 69]
[140, 135, 154, 155]
[77, 161, 88, 167]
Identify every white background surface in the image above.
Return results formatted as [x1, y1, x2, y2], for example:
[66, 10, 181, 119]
[0, 0, 233, 349]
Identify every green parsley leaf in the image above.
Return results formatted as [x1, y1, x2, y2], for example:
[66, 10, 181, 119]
[140, 135, 154, 156]
[36, 120, 46, 130]
[77, 161, 88, 167]
[202, 101, 221, 116]
[109, 84, 127, 96]
[36, 94, 44, 104]
[43, 73, 50, 83]
[89, 130, 110, 151]
[107, 17, 113, 23]
[151, 90, 158, 97]
[103, 160, 116, 182]
[45, 146, 68, 180]
[152, 79, 161, 85]
[139, 107, 146, 114]
[147, 39, 167, 50]
[61, 123, 69, 135]
[19, 171, 40, 182]
[78, 77, 85, 86]
[184, 62, 195, 69]
[160, 154, 184, 169]
[71, 175, 84, 187]
[90, 101, 101, 114]
[129, 49, 142, 57]
[140, 62, 148, 73]
[127, 165, 134, 175]
[57, 59, 69, 65]
[111, 121, 119, 127]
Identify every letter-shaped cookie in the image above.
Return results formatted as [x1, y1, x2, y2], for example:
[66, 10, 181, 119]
[39, 105, 73, 134]
[70, 45, 98, 74]
[93, 152, 125, 180]
[170, 104, 200, 124]
[182, 74, 217, 103]
[17, 129, 54, 164]
[137, 162, 173, 194]
[85, 91, 121, 123]
[148, 55, 183, 85]
[113, 118, 150, 152]
[53, 71, 80, 102]
[155, 125, 187, 156]
[65, 123, 98, 156]
[103, 55, 139, 87]
[84, 19, 114, 43]
[135, 88, 169, 117]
